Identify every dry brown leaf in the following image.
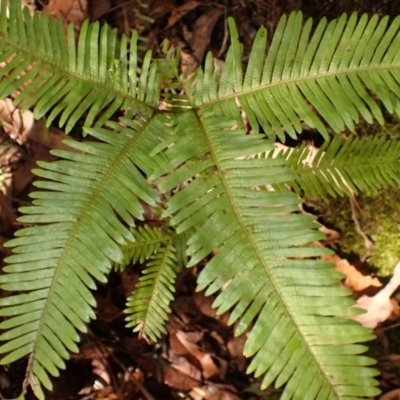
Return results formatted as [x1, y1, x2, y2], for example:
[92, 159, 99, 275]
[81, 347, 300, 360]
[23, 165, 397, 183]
[163, 358, 201, 391]
[180, 50, 199, 74]
[175, 330, 219, 379]
[190, 8, 225, 62]
[149, 1, 174, 20]
[193, 291, 230, 324]
[323, 254, 382, 292]
[0, 99, 77, 196]
[0, 191, 16, 229]
[353, 261, 400, 329]
[190, 383, 240, 400]
[0, 98, 34, 143]
[43, 0, 88, 31]
[380, 389, 400, 400]
[165, 1, 201, 30]
[88, 0, 111, 21]
[120, 269, 139, 298]
[169, 330, 195, 357]
[336, 258, 382, 292]
[226, 335, 246, 372]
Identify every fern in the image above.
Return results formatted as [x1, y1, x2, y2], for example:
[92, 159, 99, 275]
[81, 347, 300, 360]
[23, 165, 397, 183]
[268, 134, 400, 202]
[117, 225, 185, 341]
[116, 224, 172, 270]
[125, 232, 179, 342]
[1, 1, 400, 399]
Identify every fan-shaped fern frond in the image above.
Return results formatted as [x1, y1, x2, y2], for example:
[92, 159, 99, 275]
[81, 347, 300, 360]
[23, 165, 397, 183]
[0, 0, 159, 133]
[150, 108, 380, 399]
[0, 113, 168, 399]
[0, 4, 397, 399]
[270, 135, 400, 202]
[187, 13, 400, 141]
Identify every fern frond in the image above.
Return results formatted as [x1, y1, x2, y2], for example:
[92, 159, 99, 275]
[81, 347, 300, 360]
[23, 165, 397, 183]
[125, 235, 180, 342]
[0, 113, 168, 398]
[115, 225, 173, 271]
[0, 0, 159, 133]
[188, 13, 400, 141]
[150, 108, 380, 399]
[272, 135, 400, 202]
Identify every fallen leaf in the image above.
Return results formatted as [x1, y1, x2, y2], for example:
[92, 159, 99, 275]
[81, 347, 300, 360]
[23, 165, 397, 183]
[0, 191, 16, 230]
[323, 254, 382, 292]
[163, 357, 201, 391]
[336, 258, 382, 292]
[189, 383, 240, 400]
[227, 335, 247, 372]
[175, 330, 220, 379]
[190, 8, 225, 62]
[353, 260, 400, 328]
[43, 0, 88, 31]
[165, 1, 201, 30]
[194, 291, 229, 324]
[380, 388, 400, 400]
[89, 0, 110, 20]
[0, 98, 34, 143]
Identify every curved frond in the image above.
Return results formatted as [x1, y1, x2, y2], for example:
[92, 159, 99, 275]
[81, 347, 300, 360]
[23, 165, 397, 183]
[188, 13, 400, 141]
[115, 225, 173, 271]
[0, 113, 165, 398]
[150, 108, 380, 399]
[271, 135, 400, 202]
[125, 235, 180, 342]
[0, 0, 159, 132]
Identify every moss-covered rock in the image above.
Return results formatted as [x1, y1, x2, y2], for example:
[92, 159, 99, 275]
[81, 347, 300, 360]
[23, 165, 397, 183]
[308, 186, 400, 277]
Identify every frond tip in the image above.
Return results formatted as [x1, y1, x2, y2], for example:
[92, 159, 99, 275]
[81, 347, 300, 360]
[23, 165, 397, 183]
[125, 235, 180, 342]
[272, 134, 400, 202]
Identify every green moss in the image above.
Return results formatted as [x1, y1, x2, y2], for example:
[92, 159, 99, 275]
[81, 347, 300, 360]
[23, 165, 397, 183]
[308, 186, 400, 277]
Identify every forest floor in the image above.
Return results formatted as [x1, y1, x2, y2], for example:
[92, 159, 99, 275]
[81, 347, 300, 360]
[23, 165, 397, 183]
[1, 0, 400, 399]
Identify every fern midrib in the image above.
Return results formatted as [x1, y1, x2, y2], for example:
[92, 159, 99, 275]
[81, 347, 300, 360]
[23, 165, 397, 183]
[194, 109, 341, 397]
[194, 63, 400, 108]
[0, 39, 158, 112]
[142, 237, 174, 334]
[25, 112, 158, 377]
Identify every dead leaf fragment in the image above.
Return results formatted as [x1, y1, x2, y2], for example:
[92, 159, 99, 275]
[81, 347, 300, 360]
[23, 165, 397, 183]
[175, 330, 219, 379]
[380, 388, 400, 400]
[163, 357, 201, 391]
[353, 261, 400, 329]
[43, 0, 88, 31]
[0, 98, 34, 143]
[335, 258, 382, 292]
[190, 8, 225, 62]
[165, 1, 201, 30]
[89, 0, 111, 21]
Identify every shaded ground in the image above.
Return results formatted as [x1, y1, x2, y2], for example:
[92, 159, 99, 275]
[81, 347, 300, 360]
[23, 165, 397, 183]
[1, 0, 400, 399]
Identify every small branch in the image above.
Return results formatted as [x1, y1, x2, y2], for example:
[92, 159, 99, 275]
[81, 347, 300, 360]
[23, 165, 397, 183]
[349, 196, 374, 261]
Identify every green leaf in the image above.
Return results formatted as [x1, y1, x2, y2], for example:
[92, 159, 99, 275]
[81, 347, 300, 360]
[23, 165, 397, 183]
[0, 0, 159, 132]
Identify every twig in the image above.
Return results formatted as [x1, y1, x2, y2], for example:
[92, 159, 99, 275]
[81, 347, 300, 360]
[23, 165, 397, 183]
[349, 196, 374, 261]
[109, 352, 156, 400]
[217, 3, 229, 58]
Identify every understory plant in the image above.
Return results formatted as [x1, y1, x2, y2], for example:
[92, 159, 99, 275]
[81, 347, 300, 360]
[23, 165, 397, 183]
[1, 1, 400, 398]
